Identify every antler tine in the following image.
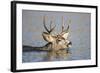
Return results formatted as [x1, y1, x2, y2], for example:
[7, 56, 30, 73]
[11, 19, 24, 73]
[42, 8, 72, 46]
[49, 16, 56, 33]
[50, 20, 52, 30]
[49, 24, 56, 33]
[62, 16, 65, 32]
[43, 16, 50, 33]
[64, 19, 71, 33]
[65, 25, 69, 33]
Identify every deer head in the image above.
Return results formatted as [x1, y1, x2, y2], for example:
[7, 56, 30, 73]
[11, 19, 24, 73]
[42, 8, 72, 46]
[42, 16, 72, 51]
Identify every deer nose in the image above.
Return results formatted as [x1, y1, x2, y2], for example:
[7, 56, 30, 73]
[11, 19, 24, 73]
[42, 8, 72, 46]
[67, 41, 72, 47]
[68, 41, 72, 45]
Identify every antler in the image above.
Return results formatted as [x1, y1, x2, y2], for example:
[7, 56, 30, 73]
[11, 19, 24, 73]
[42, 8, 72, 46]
[43, 16, 56, 33]
[43, 16, 50, 33]
[62, 16, 65, 32]
[59, 17, 71, 39]
[64, 19, 71, 33]
[61, 16, 70, 33]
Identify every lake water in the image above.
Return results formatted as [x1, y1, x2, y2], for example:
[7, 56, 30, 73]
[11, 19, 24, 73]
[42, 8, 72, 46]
[22, 47, 91, 63]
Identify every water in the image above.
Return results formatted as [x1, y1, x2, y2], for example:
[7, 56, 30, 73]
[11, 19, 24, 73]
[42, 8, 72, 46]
[22, 47, 90, 63]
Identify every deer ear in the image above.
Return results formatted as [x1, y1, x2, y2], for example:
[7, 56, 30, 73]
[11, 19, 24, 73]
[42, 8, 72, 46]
[62, 32, 69, 40]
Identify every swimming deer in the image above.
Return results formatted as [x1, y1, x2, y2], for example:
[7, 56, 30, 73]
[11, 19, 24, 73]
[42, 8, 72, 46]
[42, 16, 72, 60]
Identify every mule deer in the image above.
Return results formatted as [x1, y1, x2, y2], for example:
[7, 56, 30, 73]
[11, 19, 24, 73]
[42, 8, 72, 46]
[42, 16, 72, 60]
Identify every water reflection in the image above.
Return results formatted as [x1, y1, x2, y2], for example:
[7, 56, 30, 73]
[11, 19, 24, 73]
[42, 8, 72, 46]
[22, 47, 90, 63]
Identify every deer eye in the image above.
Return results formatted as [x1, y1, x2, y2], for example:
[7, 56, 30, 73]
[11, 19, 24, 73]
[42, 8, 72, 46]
[58, 39, 61, 41]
